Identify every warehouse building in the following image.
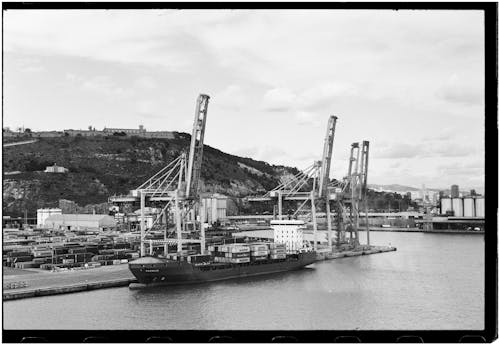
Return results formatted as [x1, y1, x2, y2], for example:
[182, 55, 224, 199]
[43, 214, 116, 230]
[37, 208, 62, 228]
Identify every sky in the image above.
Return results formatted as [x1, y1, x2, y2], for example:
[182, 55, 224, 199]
[3, 9, 485, 191]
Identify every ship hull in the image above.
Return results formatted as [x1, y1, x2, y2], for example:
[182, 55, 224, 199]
[128, 252, 317, 286]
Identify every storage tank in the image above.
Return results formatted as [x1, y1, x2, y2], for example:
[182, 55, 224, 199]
[475, 198, 485, 218]
[452, 198, 463, 217]
[440, 198, 453, 215]
[463, 198, 475, 217]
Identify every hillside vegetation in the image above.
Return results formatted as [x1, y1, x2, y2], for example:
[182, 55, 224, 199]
[3, 135, 299, 217]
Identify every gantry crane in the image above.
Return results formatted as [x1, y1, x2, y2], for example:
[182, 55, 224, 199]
[110, 94, 210, 257]
[248, 115, 338, 251]
[328, 140, 370, 247]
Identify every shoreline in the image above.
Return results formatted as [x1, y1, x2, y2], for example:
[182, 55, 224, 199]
[4, 245, 398, 301]
[359, 227, 484, 234]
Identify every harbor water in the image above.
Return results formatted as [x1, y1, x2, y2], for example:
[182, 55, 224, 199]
[3, 232, 484, 330]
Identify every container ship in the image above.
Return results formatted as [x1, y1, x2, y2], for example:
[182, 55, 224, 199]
[129, 242, 316, 286]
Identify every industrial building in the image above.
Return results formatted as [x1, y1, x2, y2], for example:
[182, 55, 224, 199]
[200, 193, 228, 224]
[43, 214, 116, 230]
[37, 208, 62, 228]
[440, 197, 485, 218]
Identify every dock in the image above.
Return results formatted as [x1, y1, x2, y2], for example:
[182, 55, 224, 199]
[3, 264, 136, 301]
[315, 245, 397, 261]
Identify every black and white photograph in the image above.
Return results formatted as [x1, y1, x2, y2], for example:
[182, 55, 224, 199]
[2, 3, 494, 342]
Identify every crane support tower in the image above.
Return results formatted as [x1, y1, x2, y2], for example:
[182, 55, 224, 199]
[109, 94, 210, 257]
[318, 116, 338, 198]
[186, 94, 210, 200]
[328, 140, 370, 247]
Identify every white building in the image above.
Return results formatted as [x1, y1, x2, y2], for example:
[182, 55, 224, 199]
[44, 163, 68, 173]
[37, 208, 62, 228]
[44, 214, 116, 230]
[440, 197, 485, 218]
[200, 194, 228, 224]
[271, 219, 305, 252]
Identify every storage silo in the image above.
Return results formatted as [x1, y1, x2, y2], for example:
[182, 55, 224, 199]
[452, 198, 464, 217]
[475, 198, 485, 218]
[440, 198, 453, 215]
[463, 198, 476, 217]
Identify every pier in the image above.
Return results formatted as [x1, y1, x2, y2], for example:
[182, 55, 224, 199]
[315, 245, 396, 261]
[3, 264, 136, 301]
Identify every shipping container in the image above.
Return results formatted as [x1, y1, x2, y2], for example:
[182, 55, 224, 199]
[229, 257, 250, 264]
[187, 254, 211, 263]
[33, 250, 53, 258]
[7, 251, 31, 257]
[250, 250, 269, 256]
[251, 255, 268, 261]
[13, 256, 33, 263]
[224, 252, 250, 258]
[250, 244, 268, 251]
[270, 253, 287, 260]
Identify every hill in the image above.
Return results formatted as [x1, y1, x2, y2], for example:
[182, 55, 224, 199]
[3, 135, 299, 217]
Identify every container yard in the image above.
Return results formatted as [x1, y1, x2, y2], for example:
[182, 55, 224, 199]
[3, 227, 141, 272]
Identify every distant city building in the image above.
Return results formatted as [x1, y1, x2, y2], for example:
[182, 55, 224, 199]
[32, 131, 64, 138]
[44, 163, 68, 173]
[451, 185, 459, 198]
[470, 189, 477, 196]
[63, 129, 103, 137]
[103, 125, 146, 135]
[140, 131, 176, 139]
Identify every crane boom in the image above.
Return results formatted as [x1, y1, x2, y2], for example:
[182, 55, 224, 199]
[185, 94, 210, 199]
[318, 115, 338, 198]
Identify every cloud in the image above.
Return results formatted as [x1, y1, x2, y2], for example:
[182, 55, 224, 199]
[436, 74, 483, 106]
[215, 84, 246, 110]
[297, 81, 358, 110]
[262, 87, 296, 112]
[376, 143, 421, 159]
[135, 76, 157, 89]
[375, 141, 479, 159]
[81, 75, 128, 97]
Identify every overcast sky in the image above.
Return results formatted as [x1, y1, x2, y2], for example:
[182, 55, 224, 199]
[4, 9, 485, 191]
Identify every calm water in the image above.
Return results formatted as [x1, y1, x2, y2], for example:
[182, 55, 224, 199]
[4, 232, 484, 330]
